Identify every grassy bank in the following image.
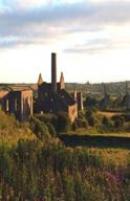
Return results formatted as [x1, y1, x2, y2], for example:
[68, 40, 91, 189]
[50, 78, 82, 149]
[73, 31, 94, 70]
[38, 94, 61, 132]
[1, 111, 130, 200]
[0, 111, 37, 147]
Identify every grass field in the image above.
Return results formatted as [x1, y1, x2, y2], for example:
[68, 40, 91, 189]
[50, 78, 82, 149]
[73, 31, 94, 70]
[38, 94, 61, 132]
[63, 126, 130, 136]
[60, 134, 130, 167]
[97, 111, 123, 118]
[1, 111, 130, 200]
[0, 111, 37, 147]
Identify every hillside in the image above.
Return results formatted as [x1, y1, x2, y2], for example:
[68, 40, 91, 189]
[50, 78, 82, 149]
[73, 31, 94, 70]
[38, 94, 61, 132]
[0, 111, 37, 146]
[1, 111, 130, 200]
[66, 81, 130, 97]
[0, 80, 129, 98]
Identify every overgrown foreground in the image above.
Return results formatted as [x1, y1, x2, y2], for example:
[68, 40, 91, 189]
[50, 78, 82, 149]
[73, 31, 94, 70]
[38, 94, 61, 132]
[1, 112, 130, 201]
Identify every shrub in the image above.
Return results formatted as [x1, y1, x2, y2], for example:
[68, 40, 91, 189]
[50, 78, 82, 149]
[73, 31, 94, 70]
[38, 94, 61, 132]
[46, 122, 57, 136]
[73, 118, 88, 129]
[101, 116, 113, 131]
[111, 115, 125, 129]
[85, 110, 96, 127]
[62, 173, 76, 201]
[56, 112, 71, 133]
[35, 113, 57, 125]
[30, 116, 50, 139]
[85, 96, 98, 109]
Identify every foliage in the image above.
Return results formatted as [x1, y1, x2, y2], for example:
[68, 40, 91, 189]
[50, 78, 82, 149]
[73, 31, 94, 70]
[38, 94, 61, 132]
[56, 112, 71, 133]
[72, 112, 88, 130]
[1, 111, 130, 200]
[112, 115, 125, 129]
[85, 96, 98, 109]
[46, 122, 57, 136]
[1, 138, 130, 201]
[30, 116, 50, 140]
[85, 109, 96, 127]
[35, 112, 71, 134]
[101, 116, 113, 131]
[0, 111, 36, 146]
[35, 113, 57, 128]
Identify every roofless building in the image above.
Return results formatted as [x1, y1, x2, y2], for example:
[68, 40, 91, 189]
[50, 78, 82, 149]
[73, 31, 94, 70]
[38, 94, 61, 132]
[0, 52, 83, 122]
[36, 53, 78, 122]
[0, 86, 33, 121]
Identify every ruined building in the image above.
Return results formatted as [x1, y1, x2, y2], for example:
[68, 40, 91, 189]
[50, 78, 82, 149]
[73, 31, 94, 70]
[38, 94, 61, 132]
[35, 53, 78, 122]
[0, 86, 33, 121]
[71, 91, 84, 111]
[0, 53, 83, 122]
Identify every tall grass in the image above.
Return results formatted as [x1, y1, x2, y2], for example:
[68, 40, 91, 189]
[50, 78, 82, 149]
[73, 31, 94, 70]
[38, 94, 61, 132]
[0, 111, 37, 146]
[1, 111, 130, 200]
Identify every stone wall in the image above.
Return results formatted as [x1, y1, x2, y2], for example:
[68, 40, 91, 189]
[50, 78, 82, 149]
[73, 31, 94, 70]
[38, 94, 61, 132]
[0, 89, 33, 121]
[68, 103, 78, 123]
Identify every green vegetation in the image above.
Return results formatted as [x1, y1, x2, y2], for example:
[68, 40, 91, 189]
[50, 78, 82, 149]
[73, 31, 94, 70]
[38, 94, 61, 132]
[0, 111, 36, 146]
[35, 112, 72, 134]
[66, 81, 130, 97]
[1, 111, 130, 200]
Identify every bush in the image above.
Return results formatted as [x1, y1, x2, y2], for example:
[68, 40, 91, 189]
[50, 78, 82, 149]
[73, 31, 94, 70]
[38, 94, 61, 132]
[111, 115, 125, 129]
[35, 113, 57, 127]
[30, 116, 50, 139]
[56, 112, 71, 133]
[85, 110, 96, 127]
[46, 122, 57, 136]
[85, 96, 98, 109]
[101, 116, 113, 131]
[73, 118, 88, 130]
[34, 113, 71, 134]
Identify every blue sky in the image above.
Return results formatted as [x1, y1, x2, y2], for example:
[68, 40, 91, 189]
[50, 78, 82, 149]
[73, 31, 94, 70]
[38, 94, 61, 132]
[0, 0, 130, 83]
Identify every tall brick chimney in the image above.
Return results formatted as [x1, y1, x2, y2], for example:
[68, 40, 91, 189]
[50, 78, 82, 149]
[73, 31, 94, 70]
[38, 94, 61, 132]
[51, 52, 57, 92]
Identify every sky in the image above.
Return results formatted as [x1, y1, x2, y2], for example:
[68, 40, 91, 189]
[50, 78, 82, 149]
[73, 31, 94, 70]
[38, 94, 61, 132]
[0, 0, 130, 83]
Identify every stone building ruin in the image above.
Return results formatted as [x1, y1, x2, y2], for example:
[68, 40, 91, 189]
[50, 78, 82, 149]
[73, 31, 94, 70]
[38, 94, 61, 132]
[0, 53, 83, 122]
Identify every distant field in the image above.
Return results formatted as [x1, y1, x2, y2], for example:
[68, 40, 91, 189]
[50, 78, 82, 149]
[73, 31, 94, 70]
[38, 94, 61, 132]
[63, 127, 130, 136]
[97, 111, 123, 118]
[1, 80, 129, 97]
[60, 134, 130, 167]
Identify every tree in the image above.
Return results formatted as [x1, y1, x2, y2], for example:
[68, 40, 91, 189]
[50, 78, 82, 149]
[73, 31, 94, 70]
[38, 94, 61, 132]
[102, 116, 112, 130]
[56, 112, 71, 133]
[85, 96, 98, 109]
[30, 116, 50, 139]
[85, 110, 95, 127]
[112, 115, 124, 129]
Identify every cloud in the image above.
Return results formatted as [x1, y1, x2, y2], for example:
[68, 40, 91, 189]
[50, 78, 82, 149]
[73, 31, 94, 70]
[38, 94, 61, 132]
[64, 38, 110, 54]
[0, 0, 130, 48]
[64, 34, 130, 54]
[0, 0, 49, 10]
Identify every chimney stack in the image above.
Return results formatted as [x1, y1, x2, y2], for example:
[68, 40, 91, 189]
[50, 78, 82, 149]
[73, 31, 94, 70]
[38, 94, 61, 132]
[51, 52, 57, 92]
